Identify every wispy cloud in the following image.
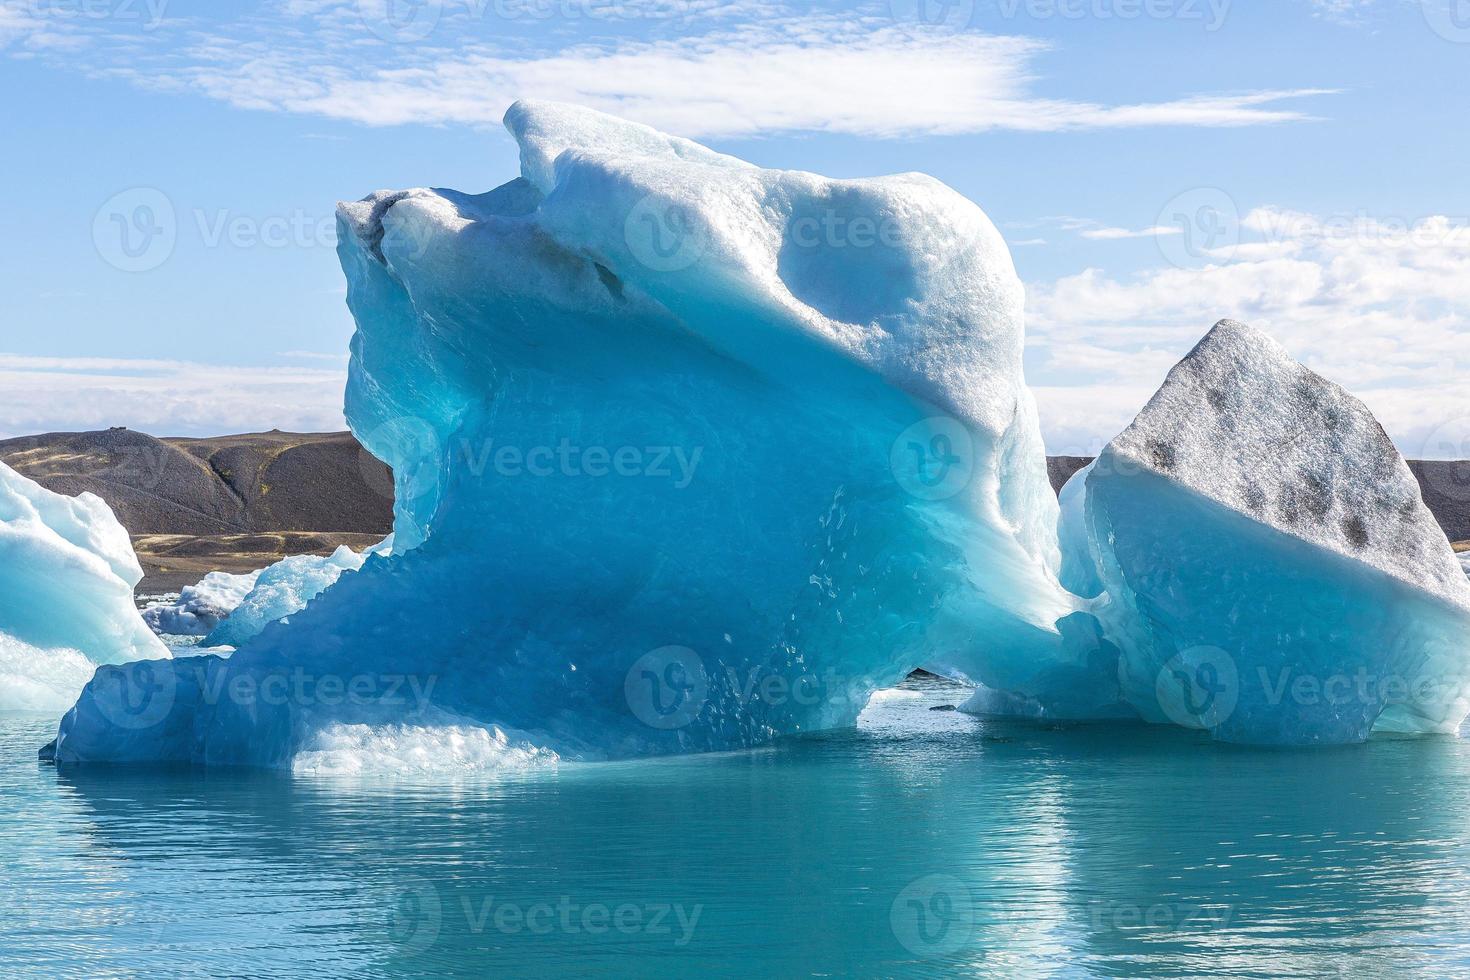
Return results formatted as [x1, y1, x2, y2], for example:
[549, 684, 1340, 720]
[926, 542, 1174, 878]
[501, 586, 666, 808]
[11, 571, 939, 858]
[3, 1, 1338, 137]
[1079, 225, 1184, 240]
[1037, 216, 1188, 240]
[1303, 0, 1379, 23]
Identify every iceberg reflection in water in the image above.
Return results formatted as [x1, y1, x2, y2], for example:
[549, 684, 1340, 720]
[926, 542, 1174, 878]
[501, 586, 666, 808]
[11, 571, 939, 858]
[10, 681, 1470, 978]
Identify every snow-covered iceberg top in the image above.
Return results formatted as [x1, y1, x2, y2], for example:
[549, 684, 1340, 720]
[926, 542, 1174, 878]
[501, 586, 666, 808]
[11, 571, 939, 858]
[0, 461, 167, 711]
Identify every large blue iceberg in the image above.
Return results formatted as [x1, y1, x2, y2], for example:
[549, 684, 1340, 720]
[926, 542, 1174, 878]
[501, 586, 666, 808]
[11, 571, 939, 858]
[48, 103, 1470, 768]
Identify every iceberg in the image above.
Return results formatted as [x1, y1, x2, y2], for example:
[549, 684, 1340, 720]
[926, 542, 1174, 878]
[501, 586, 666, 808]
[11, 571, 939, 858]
[143, 538, 392, 645]
[48, 106, 1469, 767]
[1057, 320, 1470, 743]
[0, 461, 167, 712]
[203, 541, 388, 648]
[142, 570, 261, 637]
[52, 100, 1082, 767]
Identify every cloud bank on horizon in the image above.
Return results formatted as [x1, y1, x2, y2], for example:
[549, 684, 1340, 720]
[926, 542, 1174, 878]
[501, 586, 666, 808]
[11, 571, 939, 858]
[1, 0, 1466, 460]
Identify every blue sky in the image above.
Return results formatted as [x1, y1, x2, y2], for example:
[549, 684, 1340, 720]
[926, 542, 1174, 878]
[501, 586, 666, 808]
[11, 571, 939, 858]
[0, 0, 1467, 457]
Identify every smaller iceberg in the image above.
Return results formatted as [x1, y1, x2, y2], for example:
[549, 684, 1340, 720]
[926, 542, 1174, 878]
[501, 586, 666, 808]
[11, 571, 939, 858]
[1059, 320, 1470, 744]
[142, 570, 260, 637]
[0, 461, 167, 711]
[203, 539, 391, 648]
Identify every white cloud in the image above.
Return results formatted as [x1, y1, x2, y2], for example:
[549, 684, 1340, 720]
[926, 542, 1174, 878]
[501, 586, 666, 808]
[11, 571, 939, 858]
[1079, 225, 1183, 240]
[5, 1, 1338, 137]
[157, 30, 1330, 136]
[1303, 0, 1378, 22]
[1025, 210, 1470, 459]
[0, 3, 44, 48]
[1038, 215, 1188, 241]
[0, 355, 347, 438]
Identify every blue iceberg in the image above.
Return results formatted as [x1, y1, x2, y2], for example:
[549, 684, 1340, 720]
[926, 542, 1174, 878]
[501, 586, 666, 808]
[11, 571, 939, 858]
[48, 106, 1470, 768]
[203, 540, 390, 648]
[52, 101, 1082, 767]
[1052, 320, 1470, 743]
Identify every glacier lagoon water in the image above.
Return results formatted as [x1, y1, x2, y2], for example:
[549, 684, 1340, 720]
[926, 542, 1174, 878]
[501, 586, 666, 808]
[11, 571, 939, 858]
[11, 675, 1470, 978]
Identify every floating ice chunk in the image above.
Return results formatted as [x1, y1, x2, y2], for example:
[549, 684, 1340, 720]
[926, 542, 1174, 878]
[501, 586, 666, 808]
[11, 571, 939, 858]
[203, 540, 390, 648]
[0, 461, 167, 711]
[1067, 320, 1470, 744]
[1459, 550, 1470, 579]
[53, 100, 1076, 766]
[142, 570, 261, 637]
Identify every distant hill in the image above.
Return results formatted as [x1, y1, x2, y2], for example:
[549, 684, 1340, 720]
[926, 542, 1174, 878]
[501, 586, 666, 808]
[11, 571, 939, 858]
[0, 428, 393, 535]
[0, 428, 394, 590]
[1046, 455, 1469, 544]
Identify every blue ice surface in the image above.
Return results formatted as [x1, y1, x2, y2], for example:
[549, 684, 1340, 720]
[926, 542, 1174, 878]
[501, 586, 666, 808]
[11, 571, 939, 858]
[47, 106, 1470, 768]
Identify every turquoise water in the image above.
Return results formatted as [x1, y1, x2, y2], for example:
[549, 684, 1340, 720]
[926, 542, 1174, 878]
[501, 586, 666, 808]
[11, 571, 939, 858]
[7, 675, 1470, 978]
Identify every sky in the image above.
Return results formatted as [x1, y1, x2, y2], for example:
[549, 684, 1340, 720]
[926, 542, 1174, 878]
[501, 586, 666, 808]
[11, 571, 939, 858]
[0, 0, 1466, 459]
